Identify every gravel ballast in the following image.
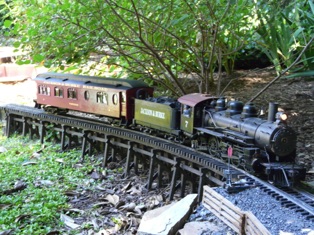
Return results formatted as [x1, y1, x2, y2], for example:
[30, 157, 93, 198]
[189, 186, 314, 235]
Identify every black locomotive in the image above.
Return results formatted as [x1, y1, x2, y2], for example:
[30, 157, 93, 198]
[34, 72, 306, 186]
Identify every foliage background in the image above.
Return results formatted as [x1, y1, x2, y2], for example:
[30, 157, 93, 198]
[0, 0, 313, 96]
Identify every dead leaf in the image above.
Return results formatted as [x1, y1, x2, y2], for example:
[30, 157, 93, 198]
[105, 194, 119, 206]
[46, 231, 60, 235]
[55, 158, 64, 163]
[91, 218, 100, 230]
[39, 180, 54, 187]
[60, 214, 80, 229]
[15, 214, 30, 223]
[122, 182, 132, 192]
[95, 229, 110, 235]
[96, 183, 108, 191]
[0, 229, 13, 235]
[126, 186, 142, 195]
[93, 202, 110, 208]
[66, 208, 85, 214]
[31, 152, 41, 159]
[22, 161, 37, 166]
[64, 190, 80, 197]
[145, 195, 164, 209]
[0, 204, 11, 210]
[119, 202, 136, 211]
[73, 163, 83, 168]
[90, 171, 102, 180]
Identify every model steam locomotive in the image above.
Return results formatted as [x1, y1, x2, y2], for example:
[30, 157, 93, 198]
[33, 72, 306, 186]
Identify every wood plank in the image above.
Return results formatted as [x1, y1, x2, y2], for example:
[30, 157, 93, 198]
[245, 211, 270, 235]
[202, 186, 271, 235]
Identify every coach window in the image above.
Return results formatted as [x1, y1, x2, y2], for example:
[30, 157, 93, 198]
[54, 87, 63, 97]
[96, 92, 108, 104]
[38, 85, 50, 96]
[67, 88, 77, 99]
[84, 91, 90, 100]
[112, 94, 118, 105]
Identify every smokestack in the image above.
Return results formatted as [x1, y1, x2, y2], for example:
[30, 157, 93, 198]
[268, 102, 278, 122]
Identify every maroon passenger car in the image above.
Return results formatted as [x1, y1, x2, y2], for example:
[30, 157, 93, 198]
[33, 72, 153, 123]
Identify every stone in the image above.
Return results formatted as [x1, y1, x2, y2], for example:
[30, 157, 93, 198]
[137, 194, 198, 235]
[177, 221, 220, 235]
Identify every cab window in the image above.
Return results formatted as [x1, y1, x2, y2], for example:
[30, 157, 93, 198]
[183, 105, 191, 117]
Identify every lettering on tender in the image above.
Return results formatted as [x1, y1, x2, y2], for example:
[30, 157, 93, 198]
[140, 108, 165, 119]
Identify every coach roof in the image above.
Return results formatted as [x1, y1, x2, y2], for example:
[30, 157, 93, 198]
[35, 72, 150, 88]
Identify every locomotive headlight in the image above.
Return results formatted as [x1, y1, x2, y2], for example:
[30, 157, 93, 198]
[276, 112, 288, 122]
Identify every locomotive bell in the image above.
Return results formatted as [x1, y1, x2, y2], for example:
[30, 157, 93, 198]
[241, 102, 258, 118]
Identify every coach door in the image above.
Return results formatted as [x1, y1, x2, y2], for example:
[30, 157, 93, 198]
[120, 92, 126, 117]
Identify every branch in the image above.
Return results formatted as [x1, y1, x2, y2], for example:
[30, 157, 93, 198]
[248, 36, 314, 103]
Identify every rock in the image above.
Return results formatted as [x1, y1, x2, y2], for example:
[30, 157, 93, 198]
[137, 194, 198, 235]
[177, 221, 220, 235]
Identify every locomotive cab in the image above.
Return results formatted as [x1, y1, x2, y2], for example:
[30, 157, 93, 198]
[178, 93, 217, 135]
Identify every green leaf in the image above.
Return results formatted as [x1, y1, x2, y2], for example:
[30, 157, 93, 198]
[283, 70, 314, 79]
[3, 20, 11, 28]
[33, 54, 45, 63]
[13, 41, 20, 48]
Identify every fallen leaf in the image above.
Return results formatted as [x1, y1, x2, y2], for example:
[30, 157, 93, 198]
[66, 208, 85, 214]
[105, 194, 119, 206]
[95, 229, 110, 235]
[22, 161, 37, 166]
[0, 229, 13, 235]
[126, 186, 142, 195]
[39, 180, 54, 187]
[55, 158, 64, 163]
[93, 202, 109, 208]
[119, 202, 136, 211]
[60, 214, 80, 229]
[122, 182, 132, 192]
[14, 180, 26, 189]
[46, 231, 60, 235]
[0, 204, 12, 210]
[91, 218, 100, 230]
[90, 171, 102, 180]
[96, 183, 108, 191]
[64, 190, 80, 197]
[31, 152, 41, 159]
[15, 214, 31, 223]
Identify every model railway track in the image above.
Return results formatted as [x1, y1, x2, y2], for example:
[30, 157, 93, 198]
[1, 104, 314, 221]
